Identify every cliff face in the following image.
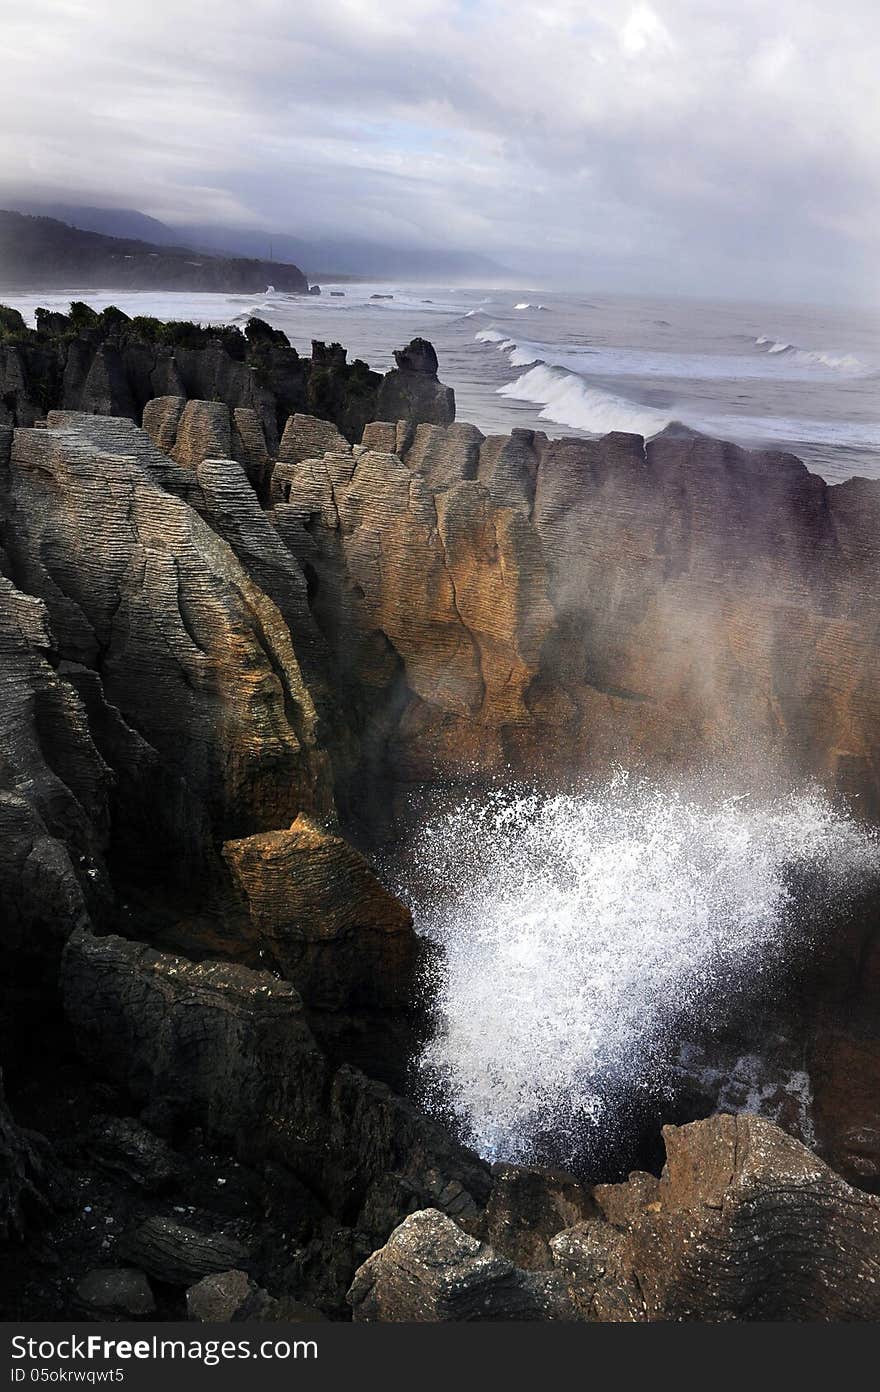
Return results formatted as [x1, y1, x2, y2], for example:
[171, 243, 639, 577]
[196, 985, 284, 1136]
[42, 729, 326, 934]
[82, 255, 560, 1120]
[0, 307, 455, 456]
[282, 419, 880, 816]
[0, 210, 309, 293]
[1, 337, 880, 1319]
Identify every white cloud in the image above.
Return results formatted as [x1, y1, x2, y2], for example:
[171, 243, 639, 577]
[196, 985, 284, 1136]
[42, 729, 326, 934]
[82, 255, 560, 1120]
[619, 4, 674, 57]
[0, 0, 878, 298]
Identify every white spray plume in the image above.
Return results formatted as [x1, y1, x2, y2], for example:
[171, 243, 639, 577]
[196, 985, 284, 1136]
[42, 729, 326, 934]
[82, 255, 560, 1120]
[407, 774, 876, 1165]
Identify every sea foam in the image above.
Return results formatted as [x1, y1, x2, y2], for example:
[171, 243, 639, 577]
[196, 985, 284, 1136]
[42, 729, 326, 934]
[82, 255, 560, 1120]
[497, 363, 672, 437]
[409, 776, 875, 1165]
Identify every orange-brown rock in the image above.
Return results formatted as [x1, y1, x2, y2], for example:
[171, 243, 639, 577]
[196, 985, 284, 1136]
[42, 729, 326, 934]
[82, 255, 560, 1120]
[222, 814, 415, 1009]
[350, 1114, 880, 1322]
[275, 422, 880, 812]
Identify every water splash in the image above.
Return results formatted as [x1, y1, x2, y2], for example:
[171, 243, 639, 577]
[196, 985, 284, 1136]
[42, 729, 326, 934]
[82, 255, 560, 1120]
[407, 774, 876, 1165]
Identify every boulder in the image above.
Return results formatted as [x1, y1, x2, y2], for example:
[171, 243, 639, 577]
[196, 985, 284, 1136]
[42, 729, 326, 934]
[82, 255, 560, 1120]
[121, 1217, 250, 1287]
[348, 1209, 573, 1321]
[186, 1268, 325, 1322]
[581, 1112, 880, 1320]
[221, 814, 415, 1009]
[61, 931, 328, 1165]
[87, 1117, 183, 1193]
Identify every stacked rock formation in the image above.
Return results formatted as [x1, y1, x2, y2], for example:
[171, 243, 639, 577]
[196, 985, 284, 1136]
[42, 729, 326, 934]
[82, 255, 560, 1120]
[1, 333, 880, 1319]
[0, 305, 455, 460]
[276, 419, 880, 812]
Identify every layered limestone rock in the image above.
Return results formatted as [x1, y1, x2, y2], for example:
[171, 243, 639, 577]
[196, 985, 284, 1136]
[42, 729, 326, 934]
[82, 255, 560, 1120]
[61, 930, 491, 1251]
[0, 573, 110, 969]
[0, 422, 333, 899]
[276, 421, 880, 813]
[0, 311, 393, 452]
[62, 930, 328, 1164]
[349, 1114, 880, 1322]
[277, 413, 350, 467]
[170, 400, 232, 468]
[222, 814, 415, 1010]
[348, 1208, 573, 1321]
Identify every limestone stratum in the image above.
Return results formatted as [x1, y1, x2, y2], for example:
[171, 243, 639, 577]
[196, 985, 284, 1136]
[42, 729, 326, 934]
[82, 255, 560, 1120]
[1, 312, 879, 1322]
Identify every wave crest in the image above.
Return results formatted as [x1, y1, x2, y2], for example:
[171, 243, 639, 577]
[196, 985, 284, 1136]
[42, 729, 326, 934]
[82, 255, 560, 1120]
[498, 363, 671, 437]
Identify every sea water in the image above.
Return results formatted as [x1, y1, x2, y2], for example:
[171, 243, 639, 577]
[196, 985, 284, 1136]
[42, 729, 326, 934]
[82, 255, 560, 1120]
[3, 282, 879, 482]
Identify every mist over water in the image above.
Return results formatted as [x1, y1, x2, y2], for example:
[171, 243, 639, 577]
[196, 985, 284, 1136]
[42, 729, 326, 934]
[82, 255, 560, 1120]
[406, 775, 876, 1167]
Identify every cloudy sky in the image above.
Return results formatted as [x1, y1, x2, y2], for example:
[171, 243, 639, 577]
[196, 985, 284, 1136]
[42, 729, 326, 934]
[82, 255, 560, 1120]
[2, 0, 878, 299]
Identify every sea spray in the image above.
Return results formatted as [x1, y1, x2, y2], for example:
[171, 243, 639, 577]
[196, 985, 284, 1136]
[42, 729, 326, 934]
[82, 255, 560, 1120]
[405, 774, 876, 1166]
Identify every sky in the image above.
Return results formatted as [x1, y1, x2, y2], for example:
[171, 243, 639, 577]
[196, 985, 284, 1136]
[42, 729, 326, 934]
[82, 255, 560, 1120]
[1, 0, 879, 300]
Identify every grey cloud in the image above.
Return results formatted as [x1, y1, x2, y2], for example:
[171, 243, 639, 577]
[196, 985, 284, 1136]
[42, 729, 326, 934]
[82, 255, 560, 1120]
[1, 0, 878, 299]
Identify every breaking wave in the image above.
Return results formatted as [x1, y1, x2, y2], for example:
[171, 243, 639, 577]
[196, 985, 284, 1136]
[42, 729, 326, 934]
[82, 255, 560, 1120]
[498, 363, 672, 437]
[754, 335, 866, 373]
[410, 777, 876, 1165]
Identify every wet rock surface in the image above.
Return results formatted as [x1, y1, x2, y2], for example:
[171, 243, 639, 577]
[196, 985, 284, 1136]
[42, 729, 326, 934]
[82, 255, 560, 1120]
[350, 1115, 880, 1322]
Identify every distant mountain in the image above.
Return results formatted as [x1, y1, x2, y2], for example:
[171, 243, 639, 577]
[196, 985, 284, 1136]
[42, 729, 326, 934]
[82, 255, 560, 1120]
[6, 200, 183, 247]
[0, 210, 308, 293]
[0, 197, 508, 282]
[170, 222, 509, 281]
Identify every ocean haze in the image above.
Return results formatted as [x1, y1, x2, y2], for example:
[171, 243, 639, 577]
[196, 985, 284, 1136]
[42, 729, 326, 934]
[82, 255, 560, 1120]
[1, 1, 878, 302]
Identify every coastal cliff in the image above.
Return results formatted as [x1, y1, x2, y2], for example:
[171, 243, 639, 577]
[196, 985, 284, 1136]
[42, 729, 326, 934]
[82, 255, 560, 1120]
[0, 306, 453, 451]
[0, 330, 879, 1321]
[0, 210, 310, 294]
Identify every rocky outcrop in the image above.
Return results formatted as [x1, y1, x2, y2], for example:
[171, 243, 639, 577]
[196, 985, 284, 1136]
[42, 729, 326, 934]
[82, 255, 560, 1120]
[376, 337, 455, 428]
[0, 308, 388, 452]
[3, 330, 880, 1323]
[350, 1114, 880, 1322]
[60, 929, 490, 1255]
[481, 1164, 596, 1269]
[222, 814, 415, 1010]
[349, 1208, 573, 1321]
[0, 419, 333, 914]
[61, 931, 328, 1163]
[278, 421, 880, 815]
[185, 1269, 324, 1322]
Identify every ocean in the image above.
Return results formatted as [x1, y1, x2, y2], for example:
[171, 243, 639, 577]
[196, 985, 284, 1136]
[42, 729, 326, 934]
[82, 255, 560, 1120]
[4, 283, 880, 483]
